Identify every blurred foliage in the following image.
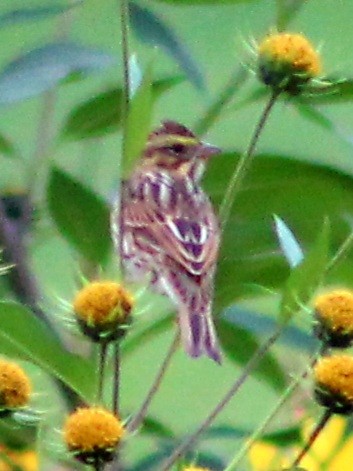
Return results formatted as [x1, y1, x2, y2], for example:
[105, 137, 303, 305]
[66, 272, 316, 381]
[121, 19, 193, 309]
[0, 0, 353, 469]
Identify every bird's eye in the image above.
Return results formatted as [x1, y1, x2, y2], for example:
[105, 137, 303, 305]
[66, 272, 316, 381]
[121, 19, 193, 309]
[168, 143, 185, 154]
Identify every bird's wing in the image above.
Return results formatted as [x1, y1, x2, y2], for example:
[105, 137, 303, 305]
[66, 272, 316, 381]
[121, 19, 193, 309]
[123, 172, 220, 275]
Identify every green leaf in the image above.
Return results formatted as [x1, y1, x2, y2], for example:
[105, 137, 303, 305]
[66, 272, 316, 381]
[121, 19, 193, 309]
[217, 318, 286, 391]
[0, 302, 96, 401]
[295, 101, 336, 132]
[0, 3, 80, 27]
[141, 417, 175, 439]
[223, 306, 317, 352]
[280, 220, 330, 322]
[62, 76, 183, 140]
[274, 215, 304, 268]
[203, 153, 352, 312]
[129, 2, 204, 89]
[0, 43, 114, 104]
[47, 167, 111, 264]
[123, 66, 153, 178]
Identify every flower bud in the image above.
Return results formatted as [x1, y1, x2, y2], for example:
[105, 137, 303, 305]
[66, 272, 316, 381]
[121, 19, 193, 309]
[257, 32, 321, 95]
[0, 360, 31, 415]
[73, 281, 133, 342]
[314, 355, 353, 414]
[314, 290, 353, 348]
[64, 407, 125, 465]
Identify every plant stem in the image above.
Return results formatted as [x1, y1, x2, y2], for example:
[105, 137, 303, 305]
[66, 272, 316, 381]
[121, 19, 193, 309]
[194, 67, 248, 137]
[119, 0, 130, 120]
[326, 230, 353, 273]
[219, 91, 280, 229]
[113, 342, 121, 415]
[223, 350, 320, 471]
[291, 408, 332, 467]
[160, 326, 283, 471]
[127, 332, 180, 433]
[97, 343, 108, 404]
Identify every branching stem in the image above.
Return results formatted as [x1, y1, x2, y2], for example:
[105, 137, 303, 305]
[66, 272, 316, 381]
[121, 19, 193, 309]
[160, 326, 283, 470]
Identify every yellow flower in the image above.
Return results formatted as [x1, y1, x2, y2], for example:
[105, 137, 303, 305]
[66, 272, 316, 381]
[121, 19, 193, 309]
[249, 416, 353, 471]
[64, 407, 125, 465]
[0, 360, 31, 411]
[0, 447, 38, 471]
[73, 281, 134, 342]
[314, 355, 353, 414]
[314, 290, 353, 347]
[257, 32, 321, 94]
[183, 467, 211, 471]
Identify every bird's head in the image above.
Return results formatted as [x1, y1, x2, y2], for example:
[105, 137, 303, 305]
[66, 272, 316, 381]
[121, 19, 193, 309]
[142, 121, 220, 179]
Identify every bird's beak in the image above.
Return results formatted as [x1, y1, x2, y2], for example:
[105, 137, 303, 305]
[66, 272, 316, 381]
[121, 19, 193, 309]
[198, 143, 221, 159]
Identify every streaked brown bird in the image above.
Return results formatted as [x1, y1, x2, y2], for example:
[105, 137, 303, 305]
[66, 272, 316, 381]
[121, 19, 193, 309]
[111, 121, 222, 362]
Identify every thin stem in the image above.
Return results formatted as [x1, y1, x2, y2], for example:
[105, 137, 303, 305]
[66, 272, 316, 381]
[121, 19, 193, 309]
[113, 342, 121, 415]
[127, 332, 180, 433]
[97, 343, 108, 403]
[194, 67, 248, 137]
[326, 231, 353, 273]
[119, 0, 130, 121]
[93, 461, 104, 471]
[160, 326, 283, 471]
[224, 350, 320, 471]
[219, 91, 280, 229]
[291, 408, 332, 467]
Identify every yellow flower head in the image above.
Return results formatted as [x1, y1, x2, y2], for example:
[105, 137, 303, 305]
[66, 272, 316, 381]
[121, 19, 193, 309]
[0, 447, 38, 471]
[314, 290, 353, 347]
[314, 355, 353, 414]
[73, 281, 134, 342]
[0, 360, 31, 412]
[64, 407, 125, 465]
[257, 32, 321, 94]
[183, 467, 210, 471]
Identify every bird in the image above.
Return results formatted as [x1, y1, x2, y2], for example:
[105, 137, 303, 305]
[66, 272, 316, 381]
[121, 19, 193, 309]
[111, 121, 222, 362]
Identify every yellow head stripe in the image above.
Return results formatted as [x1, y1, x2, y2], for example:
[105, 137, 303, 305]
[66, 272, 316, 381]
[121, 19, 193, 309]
[147, 135, 199, 148]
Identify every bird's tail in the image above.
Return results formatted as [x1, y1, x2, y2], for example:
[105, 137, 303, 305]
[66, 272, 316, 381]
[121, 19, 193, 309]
[178, 292, 222, 363]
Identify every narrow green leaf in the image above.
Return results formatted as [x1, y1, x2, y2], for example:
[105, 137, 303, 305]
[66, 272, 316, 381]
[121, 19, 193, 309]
[274, 215, 304, 268]
[62, 76, 183, 140]
[303, 79, 353, 104]
[295, 101, 336, 131]
[123, 66, 153, 178]
[47, 167, 111, 264]
[280, 220, 330, 322]
[141, 417, 175, 439]
[0, 302, 96, 401]
[217, 318, 286, 391]
[129, 2, 204, 89]
[0, 3, 80, 27]
[0, 43, 114, 104]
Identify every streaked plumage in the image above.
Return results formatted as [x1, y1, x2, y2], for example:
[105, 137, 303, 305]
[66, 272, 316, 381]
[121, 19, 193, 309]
[111, 121, 221, 362]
